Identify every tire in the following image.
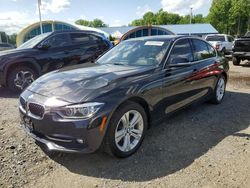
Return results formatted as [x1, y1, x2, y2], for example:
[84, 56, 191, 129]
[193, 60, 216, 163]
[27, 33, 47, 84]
[7, 66, 38, 93]
[221, 48, 226, 56]
[103, 101, 148, 158]
[232, 57, 240, 66]
[210, 75, 226, 104]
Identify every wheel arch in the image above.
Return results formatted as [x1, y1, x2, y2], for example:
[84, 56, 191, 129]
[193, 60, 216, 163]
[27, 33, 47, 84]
[4, 60, 41, 85]
[112, 96, 152, 128]
[221, 71, 228, 83]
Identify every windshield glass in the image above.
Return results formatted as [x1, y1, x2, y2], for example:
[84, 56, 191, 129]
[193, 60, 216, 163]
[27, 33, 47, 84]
[206, 36, 225, 42]
[18, 32, 51, 49]
[97, 39, 170, 66]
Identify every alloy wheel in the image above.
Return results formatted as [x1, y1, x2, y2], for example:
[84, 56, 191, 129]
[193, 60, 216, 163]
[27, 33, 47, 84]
[115, 110, 144, 152]
[14, 71, 35, 90]
[216, 77, 225, 101]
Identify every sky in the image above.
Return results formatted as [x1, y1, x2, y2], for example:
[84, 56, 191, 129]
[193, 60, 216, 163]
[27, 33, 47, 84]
[0, 0, 212, 34]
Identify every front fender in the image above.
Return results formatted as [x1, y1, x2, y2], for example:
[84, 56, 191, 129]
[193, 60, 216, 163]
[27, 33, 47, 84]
[3, 58, 41, 85]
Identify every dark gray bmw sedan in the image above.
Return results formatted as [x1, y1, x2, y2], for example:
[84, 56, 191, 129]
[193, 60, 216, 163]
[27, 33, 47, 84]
[19, 36, 229, 157]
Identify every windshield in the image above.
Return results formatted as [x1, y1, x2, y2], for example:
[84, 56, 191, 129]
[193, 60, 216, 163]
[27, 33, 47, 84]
[18, 32, 51, 49]
[97, 40, 170, 66]
[206, 36, 225, 42]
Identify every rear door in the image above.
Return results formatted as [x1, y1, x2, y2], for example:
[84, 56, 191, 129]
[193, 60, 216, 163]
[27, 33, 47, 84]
[69, 33, 100, 64]
[190, 38, 218, 96]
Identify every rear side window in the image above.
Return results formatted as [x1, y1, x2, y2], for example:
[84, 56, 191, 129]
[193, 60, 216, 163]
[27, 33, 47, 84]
[168, 39, 193, 64]
[70, 33, 90, 44]
[227, 36, 234, 42]
[45, 34, 70, 48]
[207, 44, 217, 57]
[206, 36, 225, 42]
[192, 39, 213, 61]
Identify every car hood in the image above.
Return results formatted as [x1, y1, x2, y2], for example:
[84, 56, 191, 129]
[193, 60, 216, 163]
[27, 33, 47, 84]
[0, 48, 33, 57]
[27, 63, 154, 103]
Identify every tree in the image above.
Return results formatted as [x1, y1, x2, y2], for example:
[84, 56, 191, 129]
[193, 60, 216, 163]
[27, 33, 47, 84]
[208, 0, 250, 35]
[130, 19, 144, 26]
[130, 9, 201, 26]
[75, 19, 91, 27]
[75, 18, 107, 27]
[92, 19, 107, 27]
[155, 9, 181, 25]
[207, 0, 232, 34]
[229, 0, 250, 36]
[142, 12, 156, 25]
[193, 14, 207, 23]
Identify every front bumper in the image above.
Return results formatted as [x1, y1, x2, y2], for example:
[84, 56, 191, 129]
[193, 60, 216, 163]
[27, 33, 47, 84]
[20, 124, 92, 153]
[19, 91, 112, 153]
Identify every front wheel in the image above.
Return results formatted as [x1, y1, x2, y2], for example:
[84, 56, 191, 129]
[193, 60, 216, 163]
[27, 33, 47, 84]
[7, 66, 38, 93]
[103, 101, 148, 158]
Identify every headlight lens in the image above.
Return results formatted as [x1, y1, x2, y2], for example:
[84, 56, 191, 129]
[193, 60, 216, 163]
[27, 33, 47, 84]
[54, 102, 104, 119]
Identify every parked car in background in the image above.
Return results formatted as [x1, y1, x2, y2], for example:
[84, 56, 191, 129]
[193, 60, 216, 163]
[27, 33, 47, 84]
[232, 32, 250, 65]
[0, 30, 113, 92]
[205, 34, 234, 55]
[0, 43, 15, 51]
[19, 36, 229, 158]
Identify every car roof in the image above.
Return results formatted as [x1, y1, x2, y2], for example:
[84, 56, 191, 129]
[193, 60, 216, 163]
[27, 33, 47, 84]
[125, 35, 202, 42]
[51, 30, 106, 38]
[206, 34, 229, 37]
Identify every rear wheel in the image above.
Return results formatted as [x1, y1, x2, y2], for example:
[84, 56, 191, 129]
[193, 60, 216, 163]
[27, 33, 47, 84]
[232, 57, 240, 66]
[103, 101, 148, 158]
[221, 48, 226, 56]
[210, 75, 226, 104]
[7, 66, 38, 93]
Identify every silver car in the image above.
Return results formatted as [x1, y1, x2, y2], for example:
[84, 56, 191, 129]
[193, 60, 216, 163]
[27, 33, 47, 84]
[0, 43, 15, 51]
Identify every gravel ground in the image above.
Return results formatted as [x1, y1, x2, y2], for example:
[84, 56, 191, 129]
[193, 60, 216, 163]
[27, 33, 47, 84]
[0, 61, 249, 188]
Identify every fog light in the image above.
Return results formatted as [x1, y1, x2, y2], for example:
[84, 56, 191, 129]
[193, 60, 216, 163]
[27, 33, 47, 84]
[76, 139, 84, 144]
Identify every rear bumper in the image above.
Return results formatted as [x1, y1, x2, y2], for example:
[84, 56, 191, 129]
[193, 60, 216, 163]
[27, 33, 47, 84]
[232, 52, 250, 58]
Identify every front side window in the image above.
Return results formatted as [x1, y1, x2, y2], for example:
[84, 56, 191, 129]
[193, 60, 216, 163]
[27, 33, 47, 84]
[97, 40, 170, 66]
[45, 33, 70, 48]
[207, 44, 217, 57]
[18, 32, 51, 49]
[192, 39, 212, 61]
[168, 39, 193, 64]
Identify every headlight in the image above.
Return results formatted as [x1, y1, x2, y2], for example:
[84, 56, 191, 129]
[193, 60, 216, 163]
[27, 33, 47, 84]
[53, 102, 104, 119]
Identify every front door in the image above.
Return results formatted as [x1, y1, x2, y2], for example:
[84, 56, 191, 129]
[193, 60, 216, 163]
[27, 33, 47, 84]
[161, 38, 199, 115]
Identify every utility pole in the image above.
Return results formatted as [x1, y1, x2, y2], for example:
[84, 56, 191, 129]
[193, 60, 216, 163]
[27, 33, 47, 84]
[37, 0, 43, 34]
[189, 7, 193, 36]
[190, 7, 193, 24]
